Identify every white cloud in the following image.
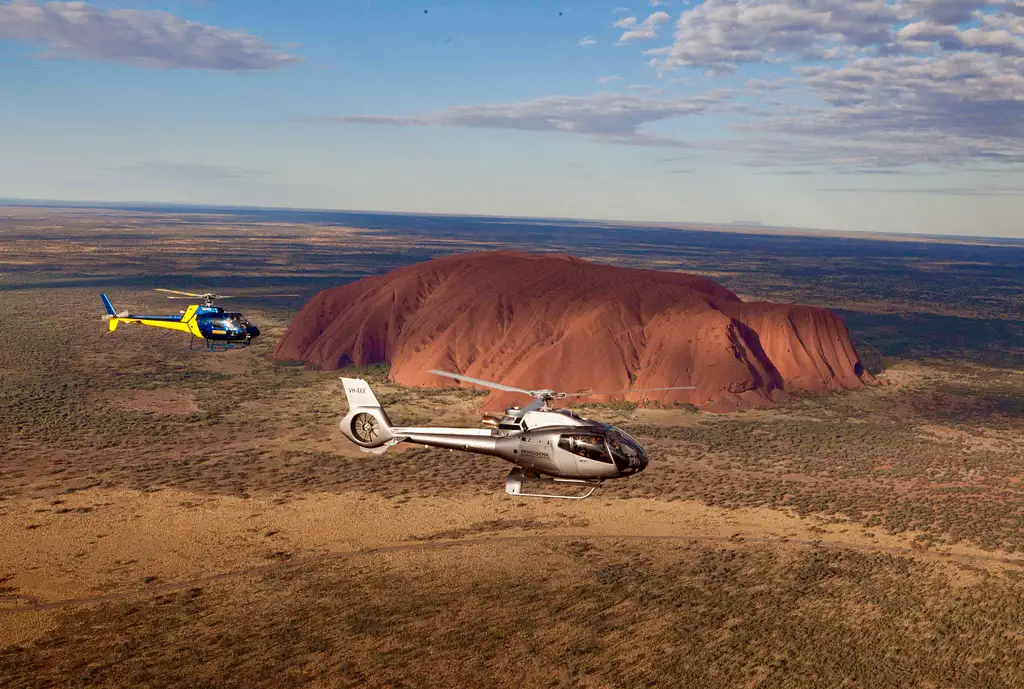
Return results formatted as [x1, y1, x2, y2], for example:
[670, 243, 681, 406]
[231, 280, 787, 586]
[618, 11, 672, 43]
[620, 27, 659, 42]
[817, 184, 1024, 194]
[629, 83, 668, 94]
[745, 77, 793, 91]
[737, 74, 1024, 168]
[597, 74, 623, 83]
[649, 0, 1024, 71]
[899, 15, 1024, 56]
[625, 0, 1024, 169]
[650, 0, 667, 5]
[733, 128, 1024, 170]
[0, 0, 301, 70]
[613, 6, 630, 13]
[652, 0, 902, 71]
[785, 53, 1024, 135]
[324, 0, 1024, 172]
[900, 0, 993, 25]
[578, 35, 597, 47]
[323, 91, 734, 147]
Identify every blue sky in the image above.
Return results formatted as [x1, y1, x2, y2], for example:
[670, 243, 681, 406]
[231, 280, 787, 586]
[1, 0, 1022, 237]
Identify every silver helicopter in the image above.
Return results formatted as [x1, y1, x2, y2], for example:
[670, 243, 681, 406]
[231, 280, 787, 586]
[338, 370, 696, 500]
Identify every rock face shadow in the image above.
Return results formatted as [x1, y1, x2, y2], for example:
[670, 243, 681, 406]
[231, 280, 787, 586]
[838, 310, 1024, 369]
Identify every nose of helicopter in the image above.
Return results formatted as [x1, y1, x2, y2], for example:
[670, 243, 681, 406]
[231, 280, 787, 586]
[616, 449, 648, 477]
[637, 448, 649, 472]
[627, 448, 649, 476]
[606, 428, 649, 477]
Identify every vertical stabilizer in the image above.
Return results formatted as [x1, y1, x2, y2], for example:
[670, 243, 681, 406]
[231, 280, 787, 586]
[100, 293, 116, 316]
[341, 378, 383, 409]
[101, 293, 121, 331]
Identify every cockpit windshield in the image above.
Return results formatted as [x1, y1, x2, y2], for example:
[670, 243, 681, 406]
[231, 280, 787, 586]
[558, 428, 647, 469]
[208, 313, 247, 331]
[605, 428, 646, 469]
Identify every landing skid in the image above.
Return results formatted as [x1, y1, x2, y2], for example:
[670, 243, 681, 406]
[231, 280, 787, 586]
[188, 336, 251, 352]
[504, 468, 602, 500]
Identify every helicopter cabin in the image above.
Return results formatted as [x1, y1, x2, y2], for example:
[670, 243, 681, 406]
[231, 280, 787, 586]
[193, 309, 257, 342]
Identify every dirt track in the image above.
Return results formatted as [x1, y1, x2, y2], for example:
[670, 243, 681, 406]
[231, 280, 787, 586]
[4, 530, 1024, 617]
[4, 487, 1023, 623]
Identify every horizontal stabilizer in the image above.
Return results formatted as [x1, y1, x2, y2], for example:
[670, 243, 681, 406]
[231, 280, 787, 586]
[359, 437, 405, 455]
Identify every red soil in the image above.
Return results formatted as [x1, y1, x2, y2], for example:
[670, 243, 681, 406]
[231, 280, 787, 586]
[273, 251, 872, 411]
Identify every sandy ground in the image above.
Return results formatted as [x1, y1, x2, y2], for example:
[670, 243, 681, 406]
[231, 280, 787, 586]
[96, 389, 201, 415]
[5, 486, 1022, 648]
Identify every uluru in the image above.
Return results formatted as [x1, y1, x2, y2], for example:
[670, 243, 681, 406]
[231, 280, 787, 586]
[273, 251, 873, 412]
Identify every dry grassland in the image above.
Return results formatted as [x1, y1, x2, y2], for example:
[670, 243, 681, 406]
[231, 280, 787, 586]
[1, 208, 1022, 687]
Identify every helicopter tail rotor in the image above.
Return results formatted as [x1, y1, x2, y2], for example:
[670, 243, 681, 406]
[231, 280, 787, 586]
[99, 293, 131, 330]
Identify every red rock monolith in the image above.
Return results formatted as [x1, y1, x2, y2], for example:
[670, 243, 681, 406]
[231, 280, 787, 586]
[273, 251, 872, 411]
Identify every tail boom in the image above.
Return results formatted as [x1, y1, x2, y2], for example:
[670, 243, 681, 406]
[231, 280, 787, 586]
[339, 377, 503, 455]
[101, 293, 189, 334]
[395, 430, 500, 456]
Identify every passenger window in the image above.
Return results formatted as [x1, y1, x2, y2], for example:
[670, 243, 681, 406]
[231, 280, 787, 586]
[557, 434, 612, 463]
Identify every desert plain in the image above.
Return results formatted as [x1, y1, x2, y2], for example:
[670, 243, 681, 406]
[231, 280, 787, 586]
[1, 205, 1023, 688]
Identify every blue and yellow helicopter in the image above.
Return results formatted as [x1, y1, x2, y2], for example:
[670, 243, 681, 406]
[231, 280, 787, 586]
[100, 289, 261, 351]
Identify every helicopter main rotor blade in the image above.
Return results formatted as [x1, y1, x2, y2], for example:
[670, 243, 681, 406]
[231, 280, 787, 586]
[156, 288, 233, 298]
[155, 288, 206, 298]
[428, 370, 535, 396]
[562, 386, 698, 397]
[162, 294, 234, 300]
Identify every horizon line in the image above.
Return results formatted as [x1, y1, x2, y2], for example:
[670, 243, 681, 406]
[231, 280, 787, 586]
[1, 197, 1020, 246]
